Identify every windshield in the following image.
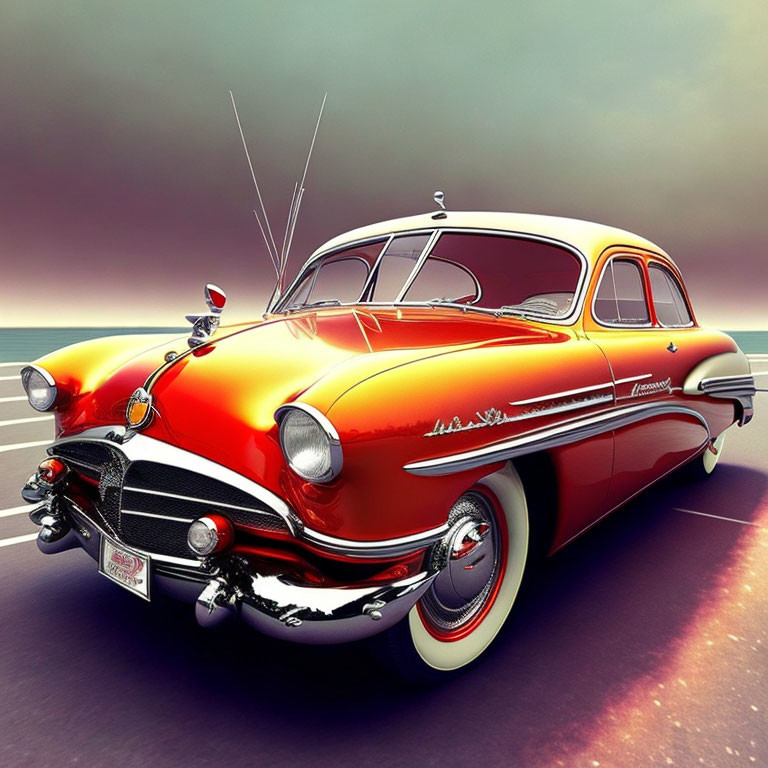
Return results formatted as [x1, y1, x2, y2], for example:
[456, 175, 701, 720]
[277, 230, 584, 319]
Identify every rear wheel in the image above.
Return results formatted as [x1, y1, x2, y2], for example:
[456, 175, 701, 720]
[380, 463, 529, 682]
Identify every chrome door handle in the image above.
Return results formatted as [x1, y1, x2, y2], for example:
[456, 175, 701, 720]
[667, 342, 678, 353]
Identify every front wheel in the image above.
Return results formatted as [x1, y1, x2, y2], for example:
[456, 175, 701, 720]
[380, 463, 530, 683]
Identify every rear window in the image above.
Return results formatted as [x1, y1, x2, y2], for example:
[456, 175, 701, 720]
[649, 264, 692, 326]
[594, 259, 650, 325]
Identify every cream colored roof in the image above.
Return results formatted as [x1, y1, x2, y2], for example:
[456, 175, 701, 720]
[309, 211, 670, 266]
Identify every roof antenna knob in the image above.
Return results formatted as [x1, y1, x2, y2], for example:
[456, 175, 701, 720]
[432, 190, 447, 220]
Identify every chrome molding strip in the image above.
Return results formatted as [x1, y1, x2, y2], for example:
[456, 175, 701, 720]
[121, 509, 196, 524]
[301, 522, 450, 559]
[510, 382, 612, 406]
[615, 373, 653, 385]
[404, 402, 711, 477]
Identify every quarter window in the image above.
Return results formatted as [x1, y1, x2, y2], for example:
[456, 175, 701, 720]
[649, 264, 692, 326]
[594, 259, 650, 325]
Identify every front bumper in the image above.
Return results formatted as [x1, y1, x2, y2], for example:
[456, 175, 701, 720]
[30, 495, 439, 645]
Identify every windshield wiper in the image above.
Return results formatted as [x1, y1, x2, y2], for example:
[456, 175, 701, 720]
[496, 305, 532, 318]
[285, 299, 342, 313]
[424, 300, 491, 316]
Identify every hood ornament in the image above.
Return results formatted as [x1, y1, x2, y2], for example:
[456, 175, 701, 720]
[432, 190, 447, 220]
[186, 283, 227, 348]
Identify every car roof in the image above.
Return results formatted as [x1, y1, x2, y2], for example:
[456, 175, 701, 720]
[308, 211, 672, 268]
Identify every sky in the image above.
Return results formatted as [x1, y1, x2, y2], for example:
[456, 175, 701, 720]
[1, 1, 767, 329]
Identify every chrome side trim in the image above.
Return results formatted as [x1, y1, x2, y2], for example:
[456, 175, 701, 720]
[510, 381, 613, 406]
[700, 374, 757, 392]
[404, 402, 711, 476]
[300, 522, 450, 559]
[615, 373, 653, 385]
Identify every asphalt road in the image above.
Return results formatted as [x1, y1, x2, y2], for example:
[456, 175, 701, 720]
[1, 358, 767, 768]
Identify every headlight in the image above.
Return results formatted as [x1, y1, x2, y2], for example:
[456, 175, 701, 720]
[20, 365, 58, 411]
[276, 404, 343, 483]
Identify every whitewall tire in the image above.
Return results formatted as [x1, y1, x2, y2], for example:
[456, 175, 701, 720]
[381, 462, 530, 681]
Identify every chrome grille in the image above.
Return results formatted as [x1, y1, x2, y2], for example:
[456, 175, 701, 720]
[50, 441, 289, 558]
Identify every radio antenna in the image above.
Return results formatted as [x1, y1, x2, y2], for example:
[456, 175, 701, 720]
[229, 90, 280, 277]
[280, 92, 327, 284]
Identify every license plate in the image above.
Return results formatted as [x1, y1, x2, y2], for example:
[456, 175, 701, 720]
[99, 536, 151, 601]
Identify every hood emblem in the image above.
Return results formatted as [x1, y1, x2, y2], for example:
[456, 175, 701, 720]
[186, 283, 227, 348]
[126, 387, 153, 430]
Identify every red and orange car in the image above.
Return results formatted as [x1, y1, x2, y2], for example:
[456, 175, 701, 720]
[20, 211, 756, 678]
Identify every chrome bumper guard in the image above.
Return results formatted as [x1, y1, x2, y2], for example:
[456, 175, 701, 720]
[27, 493, 439, 645]
[197, 569, 437, 644]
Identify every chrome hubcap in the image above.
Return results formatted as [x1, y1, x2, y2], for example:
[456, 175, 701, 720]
[420, 491, 502, 632]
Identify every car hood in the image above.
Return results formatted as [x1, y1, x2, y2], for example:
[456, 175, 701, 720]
[140, 307, 562, 482]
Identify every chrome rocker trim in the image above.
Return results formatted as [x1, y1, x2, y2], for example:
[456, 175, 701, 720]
[404, 402, 711, 476]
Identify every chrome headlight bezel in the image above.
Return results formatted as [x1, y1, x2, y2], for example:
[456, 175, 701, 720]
[20, 365, 58, 412]
[275, 403, 343, 483]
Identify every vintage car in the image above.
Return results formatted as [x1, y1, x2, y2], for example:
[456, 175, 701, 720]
[20, 210, 756, 679]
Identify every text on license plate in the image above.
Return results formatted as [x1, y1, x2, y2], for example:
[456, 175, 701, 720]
[99, 537, 151, 601]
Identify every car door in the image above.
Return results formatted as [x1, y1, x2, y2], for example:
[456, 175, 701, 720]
[584, 250, 710, 509]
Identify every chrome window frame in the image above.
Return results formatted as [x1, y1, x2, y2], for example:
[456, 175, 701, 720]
[646, 261, 695, 329]
[591, 255, 654, 329]
[369, 230, 437, 303]
[274, 236, 391, 313]
[273, 227, 590, 327]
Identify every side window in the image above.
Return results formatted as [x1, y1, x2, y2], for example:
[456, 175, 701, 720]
[594, 259, 650, 325]
[649, 264, 692, 326]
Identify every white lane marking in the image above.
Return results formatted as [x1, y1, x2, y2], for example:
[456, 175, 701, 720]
[0, 440, 50, 453]
[674, 507, 762, 528]
[0, 362, 29, 368]
[0, 533, 38, 548]
[0, 505, 35, 519]
[0, 416, 53, 427]
[0, 396, 27, 403]
[0, 375, 21, 381]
